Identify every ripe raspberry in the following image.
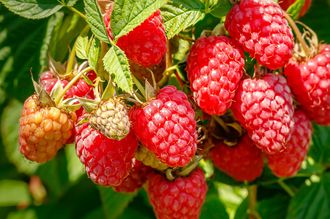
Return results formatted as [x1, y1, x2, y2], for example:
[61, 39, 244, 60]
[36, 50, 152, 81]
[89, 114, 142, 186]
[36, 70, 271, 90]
[130, 86, 197, 167]
[279, 0, 312, 17]
[135, 146, 168, 171]
[104, 9, 167, 67]
[39, 70, 96, 99]
[186, 36, 244, 115]
[147, 168, 207, 219]
[19, 95, 76, 163]
[266, 110, 312, 177]
[231, 73, 294, 154]
[75, 122, 138, 186]
[113, 159, 152, 193]
[210, 135, 264, 182]
[284, 45, 330, 125]
[225, 0, 294, 70]
[90, 99, 130, 140]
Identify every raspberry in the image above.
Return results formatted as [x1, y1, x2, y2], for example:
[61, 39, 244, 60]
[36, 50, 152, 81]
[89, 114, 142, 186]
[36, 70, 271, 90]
[113, 159, 152, 193]
[225, 0, 294, 70]
[104, 9, 167, 67]
[19, 95, 76, 163]
[186, 36, 244, 115]
[75, 122, 138, 186]
[135, 146, 168, 171]
[231, 73, 295, 154]
[147, 168, 207, 219]
[39, 70, 96, 99]
[90, 99, 130, 140]
[210, 135, 264, 182]
[130, 86, 197, 167]
[284, 45, 330, 125]
[266, 110, 312, 177]
[279, 0, 312, 17]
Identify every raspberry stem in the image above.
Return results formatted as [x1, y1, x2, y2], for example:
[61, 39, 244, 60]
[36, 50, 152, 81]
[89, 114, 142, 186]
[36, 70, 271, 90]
[247, 185, 261, 219]
[66, 6, 86, 20]
[54, 67, 93, 105]
[157, 65, 178, 87]
[283, 12, 312, 58]
[278, 179, 295, 197]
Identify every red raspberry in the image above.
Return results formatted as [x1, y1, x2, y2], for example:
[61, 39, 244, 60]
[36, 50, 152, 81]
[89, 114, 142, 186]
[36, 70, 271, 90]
[231, 73, 295, 154]
[19, 95, 76, 163]
[284, 45, 330, 125]
[75, 122, 138, 186]
[130, 86, 197, 167]
[225, 0, 294, 70]
[147, 168, 207, 219]
[104, 9, 167, 67]
[266, 110, 312, 177]
[210, 135, 264, 182]
[39, 71, 96, 99]
[279, 0, 312, 17]
[113, 159, 152, 193]
[186, 36, 244, 115]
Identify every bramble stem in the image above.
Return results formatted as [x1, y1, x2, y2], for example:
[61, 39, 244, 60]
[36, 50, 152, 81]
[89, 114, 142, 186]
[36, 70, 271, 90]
[55, 67, 92, 105]
[278, 180, 295, 197]
[157, 65, 178, 87]
[131, 74, 146, 100]
[283, 12, 312, 58]
[67, 6, 86, 21]
[248, 185, 261, 219]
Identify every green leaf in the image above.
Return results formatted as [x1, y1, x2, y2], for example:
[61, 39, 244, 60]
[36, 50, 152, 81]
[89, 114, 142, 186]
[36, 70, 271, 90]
[287, 173, 330, 219]
[0, 7, 48, 101]
[0, 0, 63, 19]
[49, 13, 86, 62]
[75, 34, 89, 60]
[103, 44, 133, 93]
[99, 187, 137, 219]
[287, 0, 305, 19]
[65, 145, 84, 183]
[84, 0, 110, 43]
[88, 37, 101, 71]
[111, 0, 167, 39]
[40, 12, 64, 70]
[0, 180, 31, 206]
[161, 0, 205, 39]
[234, 198, 248, 219]
[200, 182, 229, 219]
[210, 0, 232, 18]
[0, 100, 39, 174]
[7, 209, 37, 219]
[258, 195, 290, 219]
[309, 125, 330, 164]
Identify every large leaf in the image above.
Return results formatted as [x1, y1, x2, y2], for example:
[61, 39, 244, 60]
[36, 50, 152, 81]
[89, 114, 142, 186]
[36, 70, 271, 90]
[65, 145, 84, 183]
[0, 0, 63, 19]
[200, 182, 229, 219]
[84, 0, 110, 43]
[210, 0, 232, 18]
[103, 44, 133, 93]
[0, 180, 31, 206]
[49, 13, 86, 62]
[161, 0, 205, 39]
[0, 7, 48, 101]
[99, 187, 137, 219]
[309, 125, 330, 164]
[258, 195, 290, 219]
[0, 99, 39, 174]
[111, 0, 167, 39]
[287, 173, 330, 219]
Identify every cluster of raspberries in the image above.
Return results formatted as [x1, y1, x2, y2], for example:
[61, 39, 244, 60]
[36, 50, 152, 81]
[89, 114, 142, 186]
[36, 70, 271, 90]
[18, 0, 328, 218]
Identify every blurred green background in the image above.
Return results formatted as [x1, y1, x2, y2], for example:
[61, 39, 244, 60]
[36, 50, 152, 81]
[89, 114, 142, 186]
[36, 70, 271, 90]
[0, 0, 330, 218]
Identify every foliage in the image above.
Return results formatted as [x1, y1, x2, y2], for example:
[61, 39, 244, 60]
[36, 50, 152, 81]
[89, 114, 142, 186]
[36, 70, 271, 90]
[0, 0, 330, 218]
